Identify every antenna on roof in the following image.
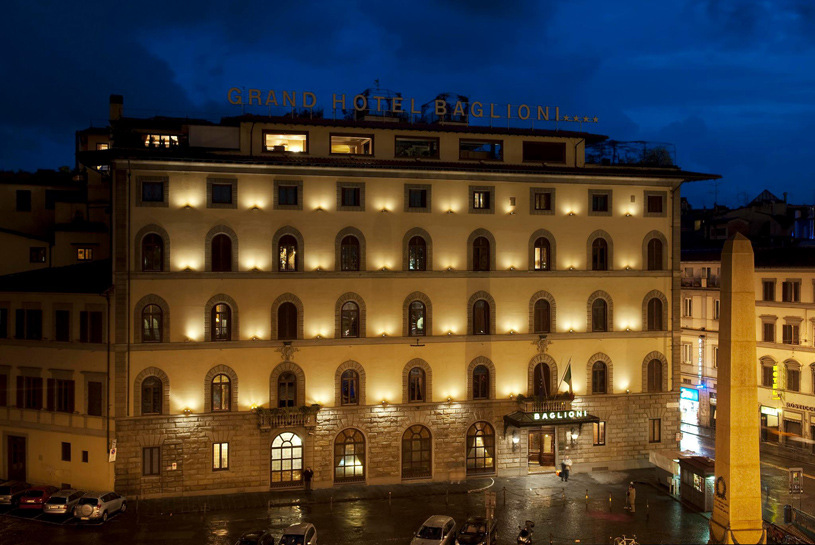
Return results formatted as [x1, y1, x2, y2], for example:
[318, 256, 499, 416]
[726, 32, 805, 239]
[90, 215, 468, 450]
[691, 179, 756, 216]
[374, 78, 380, 88]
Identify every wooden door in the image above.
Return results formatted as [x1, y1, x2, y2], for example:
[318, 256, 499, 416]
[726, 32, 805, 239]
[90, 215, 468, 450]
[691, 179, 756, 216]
[7, 436, 26, 482]
[527, 429, 555, 466]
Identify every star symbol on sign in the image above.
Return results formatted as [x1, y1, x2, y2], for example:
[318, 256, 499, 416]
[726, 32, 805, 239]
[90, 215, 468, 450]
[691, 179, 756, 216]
[593, 116, 599, 122]
[573, 115, 579, 121]
[563, 115, 570, 121]
[583, 116, 590, 122]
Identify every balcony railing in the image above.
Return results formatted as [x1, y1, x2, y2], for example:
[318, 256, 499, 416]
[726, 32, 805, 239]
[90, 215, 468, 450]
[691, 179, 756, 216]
[256, 406, 319, 430]
[586, 140, 676, 167]
[681, 277, 720, 288]
[516, 394, 573, 413]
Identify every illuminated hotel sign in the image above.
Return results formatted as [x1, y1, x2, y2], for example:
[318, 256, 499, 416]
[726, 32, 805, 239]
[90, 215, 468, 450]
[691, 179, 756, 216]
[226, 88, 599, 124]
[773, 364, 780, 400]
[533, 410, 589, 421]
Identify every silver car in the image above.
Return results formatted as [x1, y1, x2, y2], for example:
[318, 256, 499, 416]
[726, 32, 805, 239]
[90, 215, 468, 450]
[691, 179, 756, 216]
[412, 515, 457, 545]
[44, 489, 85, 516]
[279, 522, 317, 545]
[73, 491, 127, 522]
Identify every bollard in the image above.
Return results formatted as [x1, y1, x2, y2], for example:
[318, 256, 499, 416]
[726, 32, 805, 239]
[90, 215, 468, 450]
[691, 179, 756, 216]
[503, 486, 506, 506]
[646, 499, 649, 521]
[549, 532, 553, 545]
[330, 496, 333, 511]
[609, 492, 612, 511]
[586, 489, 589, 510]
[446, 488, 449, 506]
[388, 491, 392, 506]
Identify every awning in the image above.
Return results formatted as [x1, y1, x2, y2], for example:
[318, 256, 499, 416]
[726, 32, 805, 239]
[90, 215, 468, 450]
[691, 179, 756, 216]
[503, 410, 600, 433]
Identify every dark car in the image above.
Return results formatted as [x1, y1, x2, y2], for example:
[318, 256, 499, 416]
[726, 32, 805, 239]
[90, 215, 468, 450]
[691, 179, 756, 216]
[454, 516, 497, 545]
[234, 529, 275, 545]
[0, 481, 32, 508]
[19, 485, 60, 510]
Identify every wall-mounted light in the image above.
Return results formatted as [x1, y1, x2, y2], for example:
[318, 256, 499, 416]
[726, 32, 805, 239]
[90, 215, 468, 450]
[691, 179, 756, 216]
[381, 332, 387, 337]
[625, 212, 632, 217]
[250, 403, 258, 411]
[447, 331, 453, 336]
[381, 208, 389, 213]
[509, 330, 516, 335]
[569, 328, 575, 333]
[569, 266, 574, 271]
[315, 266, 322, 272]
[252, 266, 261, 272]
[315, 334, 322, 340]
[626, 327, 631, 332]
[568, 211, 575, 216]
[626, 389, 631, 394]
[512, 431, 520, 451]
[625, 266, 631, 271]
[315, 206, 324, 212]
[509, 393, 515, 400]
[184, 336, 192, 343]
[381, 266, 388, 271]
[183, 408, 192, 416]
[446, 396, 452, 402]
[569, 427, 579, 446]
[446, 267, 453, 272]
[184, 266, 193, 272]
[509, 266, 516, 271]
[184, 204, 193, 210]
[251, 335, 260, 341]
[447, 210, 454, 214]
[250, 205, 261, 211]
[381, 399, 388, 406]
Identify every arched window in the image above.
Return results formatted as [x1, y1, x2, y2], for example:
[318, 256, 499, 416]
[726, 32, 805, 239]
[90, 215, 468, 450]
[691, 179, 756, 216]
[408, 367, 426, 402]
[473, 365, 490, 400]
[472, 236, 490, 271]
[402, 425, 432, 479]
[340, 236, 360, 271]
[647, 360, 662, 392]
[592, 362, 607, 394]
[211, 234, 232, 272]
[533, 363, 551, 398]
[278, 371, 297, 407]
[409, 301, 426, 336]
[647, 238, 663, 271]
[334, 428, 365, 482]
[408, 236, 426, 271]
[141, 376, 163, 415]
[278, 302, 298, 340]
[466, 422, 495, 475]
[341, 301, 359, 338]
[472, 300, 490, 335]
[533, 237, 550, 271]
[341, 369, 359, 405]
[142, 233, 164, 272]
[211, 303, 232, 341]
[647, 298, 663, 331]
[211, 374, 231, 411]
[142, 304, 162, 342]
[270, 432, 303, 488]
[591, 238, 608, 271]
[591, 299, 608, 332]
[533, 299, 551, 333]
[278, 234, 298, 272]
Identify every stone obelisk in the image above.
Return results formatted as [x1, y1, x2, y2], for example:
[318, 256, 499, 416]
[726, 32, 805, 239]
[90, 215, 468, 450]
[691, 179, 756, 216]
[709, 233, 765, 544]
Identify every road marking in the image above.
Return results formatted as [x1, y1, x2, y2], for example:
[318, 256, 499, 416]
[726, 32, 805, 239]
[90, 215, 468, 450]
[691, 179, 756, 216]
[760, 461, 815, 481]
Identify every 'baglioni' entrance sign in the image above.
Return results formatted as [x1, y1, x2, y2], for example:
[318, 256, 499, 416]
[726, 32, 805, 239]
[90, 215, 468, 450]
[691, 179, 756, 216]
[533, 410, 588, 421]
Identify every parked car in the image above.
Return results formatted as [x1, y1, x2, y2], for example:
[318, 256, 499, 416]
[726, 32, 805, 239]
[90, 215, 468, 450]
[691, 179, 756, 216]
[44, 489, 86, 516]
[19, 485, 59, 510]
[411, 515, 457, 545]
[73, 491, 127, 522]
[278, 523, 317, 545]
[234, 529, 275, 545]
[0, 481, 32, 508]
[454, 516, 497, 545]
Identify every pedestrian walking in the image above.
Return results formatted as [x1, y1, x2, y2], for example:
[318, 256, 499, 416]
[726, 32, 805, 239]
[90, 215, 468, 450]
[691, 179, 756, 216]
[625, 482, 636, 513]
[562, 455, 572, 482]
[303, 467, 314, 492]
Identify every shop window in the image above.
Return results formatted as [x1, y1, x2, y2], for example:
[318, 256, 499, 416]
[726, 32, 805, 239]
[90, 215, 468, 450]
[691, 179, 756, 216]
[341, 370, 359, 406]
[782, 281, 801, 303]
[408, 367, 426, 402]
[55, 310, 70, 342]
[533, 363, 551, 398]
[647, 238, 663, 271]
[401, 425, 432, 479]
[278, 372, 297, 408]
[472, 365, 490, 400]
[340, 302, 359, 338]
[523, 141, 565, 163]
[649, 418, 661, 443]
[591, 239, 608, 271]
[472, 300, 491, 335]
[472, 237, 490, 271]
[211, 374, 231, 412]
[211, 234, 232, 272]
[212, 443, 229, 471]
[408, 301, 426, 337]
[396, 137, 439, 159]
[142, 234, 164, 272]
[15, 309, 43, 340]
[591, 300, 608, 332]
[533, 238, 550, 271]
[334, 429, 365, 482]
[264, 132, 307, 153]
[460, 140, 502, 161]
[331, 135, 373, 155]
[141, 377, 163, 415]
[762, 280, 776, 302]
[763, 322, 775, 343]
[16, 189, 32, 211]
[647, 298, 663, 331]
[340, 236, 360, 271]
[142, 305, 162, 343]
[79, 311, 103, 343]
[408, 236, 427, 271]
[271, 432, 303, 487]
[592, 362, 607, 394]
[211, 304, 231, 341]
[29, 247, 46, 263]
[533, 300, 551, 334]
[143, 447, 160, 476]
[647, 360, 663, 392]
[77, 247, 94, 261]
[593, 422, 606, 446]
[465, 422, 495, 475]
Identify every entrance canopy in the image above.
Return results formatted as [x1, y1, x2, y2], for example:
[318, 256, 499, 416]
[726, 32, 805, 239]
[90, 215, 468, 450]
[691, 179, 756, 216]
[503, 409, 599, 434]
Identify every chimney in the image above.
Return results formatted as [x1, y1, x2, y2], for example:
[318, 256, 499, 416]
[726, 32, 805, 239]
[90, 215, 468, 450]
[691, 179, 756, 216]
[109, 94, 123, 121]
[783, 192, 788, 203]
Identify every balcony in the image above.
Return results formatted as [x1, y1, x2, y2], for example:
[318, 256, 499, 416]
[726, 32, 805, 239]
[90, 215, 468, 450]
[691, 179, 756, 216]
[516, 394, 573, 413]
[681, 277, 720, 288]
[586, 140, 676, 167]
[256, 405, 319, 431]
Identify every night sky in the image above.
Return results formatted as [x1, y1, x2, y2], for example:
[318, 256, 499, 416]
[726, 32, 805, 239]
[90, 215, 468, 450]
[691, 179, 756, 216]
[2, 0, 814, 208]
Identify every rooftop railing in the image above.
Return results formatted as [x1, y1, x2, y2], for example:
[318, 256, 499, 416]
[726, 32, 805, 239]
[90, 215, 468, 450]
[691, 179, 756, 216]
[586, 140, 677, 167]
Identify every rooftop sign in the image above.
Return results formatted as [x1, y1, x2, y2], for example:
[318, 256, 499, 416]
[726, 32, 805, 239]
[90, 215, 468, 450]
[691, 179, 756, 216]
[226, 88, 598, 124]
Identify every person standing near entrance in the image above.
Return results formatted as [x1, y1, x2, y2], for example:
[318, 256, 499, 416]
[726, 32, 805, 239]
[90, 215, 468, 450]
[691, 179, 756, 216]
[562, 455, 572, 482]
[303, 467, 314, 492]
[625, 482, 636, 513]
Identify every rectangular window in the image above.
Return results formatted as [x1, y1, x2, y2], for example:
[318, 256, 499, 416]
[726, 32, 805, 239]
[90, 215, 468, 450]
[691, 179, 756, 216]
[0, 374, 7, 406]
[684, 267, 694, 278]
[683, 298, 693, 317]
[16, 190, 32, 212]
[15, 309, 42, 340]
[395, 136, 439, 159]
[141, 181, 165, 203]
[264, 132, 308, 153]
[649, 418, 661, 443]
[762, 280, 776, 302]
[51, 379, 75, 413]
[143, 447, 160, 476]
[61, 442, 71, 462]
[79, 311, 103, 343]
[29, 247, 46, 263]
[143, 134, 179, 148]
[331, 134, 373, 155]
[87, 381, 103, 416]
[782, 281, 801, 303]
[593, 421, 606, 446]
[460, 140, 502, 161]
[535, 192, 552, 211]
[713, 347, 718, 368]
[788, 369, 801, 392]
[278, 185, 298, 206]
[592, 194, 609, 212]
[213, 442, 229, 471]
[647, 194, 664, 214]
[762, 365, 773, 387]
[96, 143, 109, 150]
[55, 310, 70, 342]
[408, 189, 427, 209]
[783, 324, 800, 345]
[523, 141, 566, 163]
[211, 183, 233, 204]
[82, 451, 89, 463]
[472, 191, 490, 210]
[713, 300, 720, 320]
[0, 308, 7, 339]
[18, 376, 43, 409]
[77, 248, 94, 261]
[682, 343, 692, 364]
[341, 187, 361, 207]
[763, 322, 775, 343]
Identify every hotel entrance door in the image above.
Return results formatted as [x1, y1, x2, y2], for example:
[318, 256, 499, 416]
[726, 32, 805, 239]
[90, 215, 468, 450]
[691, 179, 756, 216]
[528, 427, 555, 466]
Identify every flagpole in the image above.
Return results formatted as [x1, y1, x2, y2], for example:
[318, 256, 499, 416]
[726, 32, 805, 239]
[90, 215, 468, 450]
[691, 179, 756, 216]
[557, 357, 572, 393]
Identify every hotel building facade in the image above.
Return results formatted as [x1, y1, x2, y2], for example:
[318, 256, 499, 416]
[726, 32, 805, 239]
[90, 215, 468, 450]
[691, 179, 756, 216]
[1, 94, 718, 497]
